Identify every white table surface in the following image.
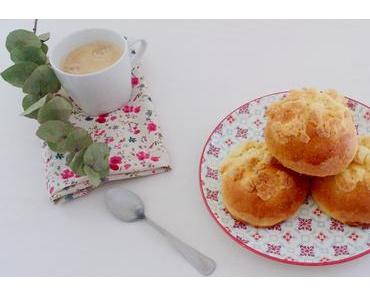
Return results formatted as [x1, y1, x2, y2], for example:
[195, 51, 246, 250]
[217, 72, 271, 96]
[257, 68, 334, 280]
[1, 19, 370, 276]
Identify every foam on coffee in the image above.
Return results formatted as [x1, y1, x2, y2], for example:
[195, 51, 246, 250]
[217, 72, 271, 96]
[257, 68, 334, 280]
[60, 41, 123, 74]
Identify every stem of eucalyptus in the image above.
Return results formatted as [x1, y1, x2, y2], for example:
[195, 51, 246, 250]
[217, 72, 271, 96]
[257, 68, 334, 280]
[32, 19, 38, 34]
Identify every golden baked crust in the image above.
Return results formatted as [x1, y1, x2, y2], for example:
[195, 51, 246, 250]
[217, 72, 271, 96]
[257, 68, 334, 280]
[312, 136, 370, 226]
[220, 141, 310, 227]
[265, 88, 358, 176]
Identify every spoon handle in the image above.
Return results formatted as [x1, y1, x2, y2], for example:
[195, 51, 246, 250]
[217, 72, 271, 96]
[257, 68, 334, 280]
[145, 217, 216, 276]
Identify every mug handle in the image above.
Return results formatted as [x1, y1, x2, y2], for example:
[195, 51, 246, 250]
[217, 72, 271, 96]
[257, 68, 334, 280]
[129, 39, 147, 65]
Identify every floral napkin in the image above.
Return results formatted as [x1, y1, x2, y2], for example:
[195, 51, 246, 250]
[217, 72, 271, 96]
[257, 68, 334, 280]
[42, 64, 171, 202]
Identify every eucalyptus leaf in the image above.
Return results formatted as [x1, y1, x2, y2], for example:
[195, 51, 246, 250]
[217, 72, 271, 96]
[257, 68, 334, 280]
[23, 65, 61, 97]
[97, 166, 109, 178]
[38, 32, 50, 42]
[37, 96, 72, 123]
[22, 94, 40, 119]
[47, 140, 67, 153]
[65, 127, 92, 152]
[46, 93, 54, 100]
[36, 120, 72, 143]
[41, 43, 48, 54]
[83, 143, 110, 173]
[69, 149, 86, 176]
[22, 95, 46, 118]
[83, 165, 101, 187]
[11, 46, 46, 65]
[75, 166, 86, 177]
[1, 62, 38, 87]
[6, 29, 41, 52]
[66, 152, 76, 165]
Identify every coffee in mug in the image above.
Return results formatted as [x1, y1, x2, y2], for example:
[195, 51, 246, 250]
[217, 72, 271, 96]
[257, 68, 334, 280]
[60, 41, 123, 75]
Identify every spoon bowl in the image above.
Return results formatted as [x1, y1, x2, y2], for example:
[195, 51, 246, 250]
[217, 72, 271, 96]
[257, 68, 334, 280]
[105, 188, 145, 222]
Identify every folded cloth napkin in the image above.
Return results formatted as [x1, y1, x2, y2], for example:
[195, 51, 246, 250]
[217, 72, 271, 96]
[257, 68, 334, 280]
[42, 64, 171, 202]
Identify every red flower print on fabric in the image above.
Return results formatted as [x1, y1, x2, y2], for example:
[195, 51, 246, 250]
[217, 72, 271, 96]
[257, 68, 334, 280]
[136, 151, 150, 161]
[96, 113, 109, 123]
[147, 122, 157, 133]
[131, 76, 140, 86]
[109, 163, 119, 171]
[96, 116, 106, 123]
[150, 156, 160, 162]
[110, 156, 122, 164]
[123, 105, 141, 114]
[104, 137, 114, 144]
[123, 105, 132, 113]
[123, 164, 131, 170]
[94, 129, 105, 136]
[61, 169, 74, 179]
[109, 155, 122, 171]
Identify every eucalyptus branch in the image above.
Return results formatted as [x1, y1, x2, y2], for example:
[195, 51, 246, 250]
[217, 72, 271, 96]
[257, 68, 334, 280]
[1, 29, 110, 186]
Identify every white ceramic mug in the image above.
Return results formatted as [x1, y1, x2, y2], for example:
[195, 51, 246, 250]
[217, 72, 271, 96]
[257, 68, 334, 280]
[50, 28, 146, 116]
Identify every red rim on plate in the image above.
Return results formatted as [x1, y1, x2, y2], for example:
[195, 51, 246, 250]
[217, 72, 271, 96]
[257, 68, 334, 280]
[199, 91, 370, 266]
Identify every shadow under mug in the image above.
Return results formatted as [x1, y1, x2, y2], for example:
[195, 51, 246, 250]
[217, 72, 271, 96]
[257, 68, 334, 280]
[50, 28, 146, 116]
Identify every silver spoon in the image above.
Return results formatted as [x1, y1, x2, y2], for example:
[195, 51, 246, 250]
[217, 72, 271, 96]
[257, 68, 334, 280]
[104, 187, 216, 276]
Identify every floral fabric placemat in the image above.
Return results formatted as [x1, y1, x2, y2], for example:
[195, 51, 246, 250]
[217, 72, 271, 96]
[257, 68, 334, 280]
[42, 64, 171, 202]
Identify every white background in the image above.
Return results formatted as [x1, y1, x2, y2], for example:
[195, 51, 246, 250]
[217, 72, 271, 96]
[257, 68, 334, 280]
[1, 19, 370, 276]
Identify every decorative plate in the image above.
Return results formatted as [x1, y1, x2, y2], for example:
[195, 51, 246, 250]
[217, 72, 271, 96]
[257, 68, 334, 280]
[199, 91, 370, 266]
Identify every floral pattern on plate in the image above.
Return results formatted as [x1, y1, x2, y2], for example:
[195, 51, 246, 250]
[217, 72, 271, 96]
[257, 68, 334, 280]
[199, 91, 370, 265]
